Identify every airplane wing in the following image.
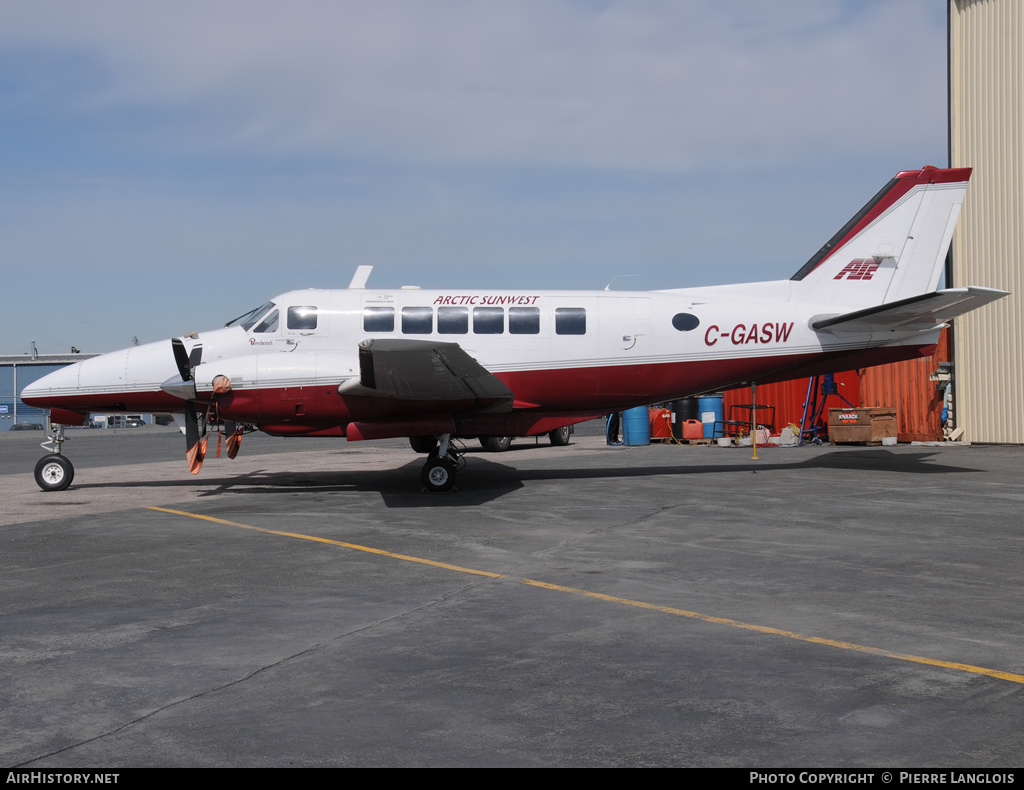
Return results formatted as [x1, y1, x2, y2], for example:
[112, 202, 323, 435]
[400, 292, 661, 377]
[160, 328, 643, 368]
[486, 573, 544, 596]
[811, 287, 1008, 334]
[340, 339, 514, 412]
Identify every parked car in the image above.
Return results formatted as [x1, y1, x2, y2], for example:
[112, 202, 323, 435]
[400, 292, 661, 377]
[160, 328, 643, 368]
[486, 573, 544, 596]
[9, 422, 44, 431]
[478, 425, 572, 452]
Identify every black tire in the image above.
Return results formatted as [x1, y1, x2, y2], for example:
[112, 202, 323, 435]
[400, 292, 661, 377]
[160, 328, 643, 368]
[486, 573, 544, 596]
[548, 425, 572, 446]
[409, 435, 439, 454]
[34, 454, 74, 492]
[480, 436, 512, 452]
[421, 457, 456, 492]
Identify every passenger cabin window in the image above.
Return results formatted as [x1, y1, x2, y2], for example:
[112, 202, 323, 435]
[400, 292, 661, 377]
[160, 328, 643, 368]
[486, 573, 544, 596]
[402, 306, 433, 334]
[437, 306, 468, 334]
[363, 306, 395, 332]
[252, 309, 279, 333]
[555, 307, 586, 335]
[287, 306, 318, 331]
[509, 306, 540, 335]
[473, 307, 504, 334]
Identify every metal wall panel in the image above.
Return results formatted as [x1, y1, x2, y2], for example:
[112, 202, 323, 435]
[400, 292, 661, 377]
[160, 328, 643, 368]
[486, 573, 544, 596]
[949, 0, 1024, 442]
[0, 363, 73, 430]
[0, 366, 14, 399]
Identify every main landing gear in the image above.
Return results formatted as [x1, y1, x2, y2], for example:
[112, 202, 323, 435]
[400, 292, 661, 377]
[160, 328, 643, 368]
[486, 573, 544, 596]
[34, 423, 75, 492]
[420, 434, 464, 493]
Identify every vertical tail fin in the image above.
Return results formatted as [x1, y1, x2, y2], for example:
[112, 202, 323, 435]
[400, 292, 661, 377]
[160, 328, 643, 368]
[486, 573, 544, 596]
[791, 167, 971, 308]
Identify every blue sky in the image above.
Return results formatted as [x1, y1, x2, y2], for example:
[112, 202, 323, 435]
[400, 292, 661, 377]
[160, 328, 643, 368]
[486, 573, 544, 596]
[1, 0, 948, 353]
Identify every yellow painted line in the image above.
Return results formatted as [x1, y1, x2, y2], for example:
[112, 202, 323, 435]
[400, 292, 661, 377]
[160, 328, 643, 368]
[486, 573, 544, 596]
[146, 506, 505, 579]
[149, 506, 1024, 686]
[521, 579, 1024, 685]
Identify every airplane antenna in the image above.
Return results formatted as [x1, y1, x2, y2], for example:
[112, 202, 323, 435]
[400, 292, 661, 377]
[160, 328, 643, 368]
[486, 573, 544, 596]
[604, 275, 642, 291]
[348, 265, 373, 289]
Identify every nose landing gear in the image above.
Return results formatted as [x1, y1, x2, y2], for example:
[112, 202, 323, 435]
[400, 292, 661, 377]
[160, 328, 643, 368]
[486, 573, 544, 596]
[34, 423, 75, 492]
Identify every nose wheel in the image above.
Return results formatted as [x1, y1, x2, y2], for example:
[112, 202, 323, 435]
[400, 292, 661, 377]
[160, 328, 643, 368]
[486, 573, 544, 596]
[35, 422, 74, 491]
[35, 454, 74, 491]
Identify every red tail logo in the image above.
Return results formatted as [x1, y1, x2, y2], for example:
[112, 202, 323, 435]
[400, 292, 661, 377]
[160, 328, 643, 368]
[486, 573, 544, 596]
[834, 259, 879, 281]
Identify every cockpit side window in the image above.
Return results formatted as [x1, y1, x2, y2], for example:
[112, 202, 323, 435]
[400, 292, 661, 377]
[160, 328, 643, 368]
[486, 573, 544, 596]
[226, 302, 276, 331]
[287, 306, 318, 331]
[252, 309, 279, 333]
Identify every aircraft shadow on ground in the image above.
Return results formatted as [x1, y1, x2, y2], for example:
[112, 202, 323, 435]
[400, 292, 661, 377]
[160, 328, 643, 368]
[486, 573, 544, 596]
[66, 448, 978, 509]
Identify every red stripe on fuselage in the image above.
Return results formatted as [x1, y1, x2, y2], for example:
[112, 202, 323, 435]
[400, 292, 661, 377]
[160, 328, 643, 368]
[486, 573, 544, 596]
[20, 390, 188, 414]
[25, 343, 936, 432]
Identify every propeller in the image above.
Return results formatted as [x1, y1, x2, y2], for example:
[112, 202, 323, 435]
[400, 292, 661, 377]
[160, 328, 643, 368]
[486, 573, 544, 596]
[163, 339, 244, 474]
[168, 338, 208, 474]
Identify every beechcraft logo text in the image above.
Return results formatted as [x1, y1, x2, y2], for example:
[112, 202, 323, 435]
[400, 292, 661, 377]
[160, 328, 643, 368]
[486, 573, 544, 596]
[834, 259, 879, 280]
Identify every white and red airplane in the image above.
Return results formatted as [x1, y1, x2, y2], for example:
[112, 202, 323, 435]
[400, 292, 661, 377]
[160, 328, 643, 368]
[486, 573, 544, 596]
[22, 166, 1006, 492]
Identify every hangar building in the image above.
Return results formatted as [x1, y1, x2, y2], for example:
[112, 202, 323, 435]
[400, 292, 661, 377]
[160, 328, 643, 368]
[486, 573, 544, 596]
[949, 0, 1024, 442]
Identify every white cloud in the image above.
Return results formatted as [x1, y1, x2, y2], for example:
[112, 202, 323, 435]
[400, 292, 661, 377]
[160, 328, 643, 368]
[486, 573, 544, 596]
[0, 0, 946, 170]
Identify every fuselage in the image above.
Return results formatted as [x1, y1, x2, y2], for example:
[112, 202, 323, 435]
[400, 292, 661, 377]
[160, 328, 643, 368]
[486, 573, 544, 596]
[22, 282, 938, 439]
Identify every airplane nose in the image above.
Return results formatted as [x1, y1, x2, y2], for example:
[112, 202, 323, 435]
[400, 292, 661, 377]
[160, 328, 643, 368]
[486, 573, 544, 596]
[19, 341, 182, 412]
[20, 363, 83, 406]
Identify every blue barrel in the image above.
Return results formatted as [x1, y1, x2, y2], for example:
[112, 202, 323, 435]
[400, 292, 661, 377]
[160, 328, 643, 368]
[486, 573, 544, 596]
[622, 406, 651, 445]
[698, 395, 724, 438]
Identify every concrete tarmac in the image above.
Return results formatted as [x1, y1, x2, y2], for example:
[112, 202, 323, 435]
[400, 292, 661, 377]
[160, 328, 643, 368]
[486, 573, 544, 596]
[2, 428, 1023, 767]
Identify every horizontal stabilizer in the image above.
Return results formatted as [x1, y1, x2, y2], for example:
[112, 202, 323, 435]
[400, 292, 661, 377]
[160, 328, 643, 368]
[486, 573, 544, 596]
[811, 287, 1007, 334]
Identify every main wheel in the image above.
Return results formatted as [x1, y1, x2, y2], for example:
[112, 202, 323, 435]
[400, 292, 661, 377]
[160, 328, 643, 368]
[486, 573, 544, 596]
[480, 436, 512, 452]
[421, 457, 456, 492]
[34, 454, 74, 492]
[548, 425, 572, 446]
[409, 435, 439, 454]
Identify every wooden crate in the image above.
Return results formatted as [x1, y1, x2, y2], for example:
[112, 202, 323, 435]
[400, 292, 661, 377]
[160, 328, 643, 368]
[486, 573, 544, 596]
[829, 407, 897, 445]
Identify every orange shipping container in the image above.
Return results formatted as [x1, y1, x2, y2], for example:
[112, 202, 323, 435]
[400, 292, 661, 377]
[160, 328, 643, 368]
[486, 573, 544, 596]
[859, 329, 950, 442]
[722, 329, 949, 442]
[723, 370, 860, 435]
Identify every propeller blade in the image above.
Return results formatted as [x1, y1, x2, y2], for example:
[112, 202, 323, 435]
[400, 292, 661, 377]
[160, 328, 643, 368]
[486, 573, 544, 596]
[171, 338, 203, 382]
[191, 435, 209, 475]
[171, 338, 191, 382]
[184, 402, 207, 475]
[224, 420, 243, 459]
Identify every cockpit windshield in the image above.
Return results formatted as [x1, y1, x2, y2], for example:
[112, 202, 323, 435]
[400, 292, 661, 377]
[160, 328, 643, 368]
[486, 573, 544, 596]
[225, 302, 276, 331]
